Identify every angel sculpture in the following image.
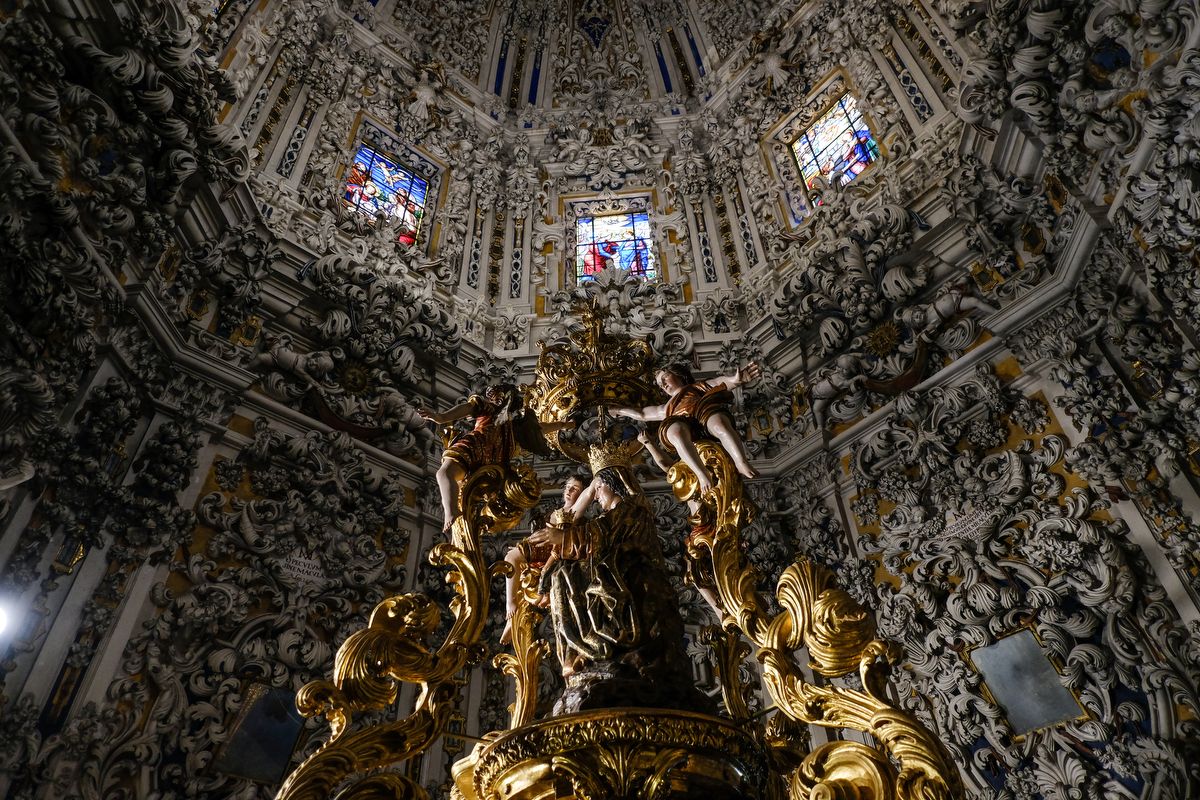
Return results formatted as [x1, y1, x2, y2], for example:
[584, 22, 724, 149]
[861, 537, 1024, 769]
[613, 363, 762, 494]
[418, 384, 571, 532]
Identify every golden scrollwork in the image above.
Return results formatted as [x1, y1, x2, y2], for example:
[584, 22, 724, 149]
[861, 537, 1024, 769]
[491, 563, 549, 730]
[333, 772, 430, 800]
[552, 742, 689, 800]
[698, 623, 753, 721]
[669, 439, 962, 800]
[298, 593, 441, 738]
[279, 319, 960, 800]
[790, 741, 897, 800]
[763, 711, 812, 774]
[524, 303, 656, 461]
[275, 464, 539, 800]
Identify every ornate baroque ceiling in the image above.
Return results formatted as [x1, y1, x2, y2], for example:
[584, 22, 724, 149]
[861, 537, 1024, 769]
[1, 0, 1199, 798]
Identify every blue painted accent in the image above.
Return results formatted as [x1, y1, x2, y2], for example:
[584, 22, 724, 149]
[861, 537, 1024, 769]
[578, 15, 610, 47]
[528, 47, 542, 104]
[654, 42, 673, 94]
[494, 38, 509, 96]
[684, 24, 705, 76]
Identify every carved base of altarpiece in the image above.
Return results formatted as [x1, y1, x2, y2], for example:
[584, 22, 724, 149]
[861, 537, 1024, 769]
[451, 708, 768, 800]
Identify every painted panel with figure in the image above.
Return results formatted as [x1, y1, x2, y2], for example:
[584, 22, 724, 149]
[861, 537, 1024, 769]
[343, 144, 429, 246]
[790, 93, 879, 191]
[575, 212, 657, 281]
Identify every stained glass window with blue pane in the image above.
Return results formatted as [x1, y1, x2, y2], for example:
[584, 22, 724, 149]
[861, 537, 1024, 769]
[343, 145, 428, 246]
[790, 93, 879, 191]
[575, 212, 656, 282]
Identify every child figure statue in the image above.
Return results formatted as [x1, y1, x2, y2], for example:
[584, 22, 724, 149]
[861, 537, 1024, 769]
[499, 474, 596, 645]
[614, 362, 762, 494]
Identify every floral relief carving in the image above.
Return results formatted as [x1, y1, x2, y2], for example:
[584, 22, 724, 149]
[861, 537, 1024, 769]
[3, 419, 411, 798]
[852, 365, 1200, 799]
[3, 1, 1200, 798]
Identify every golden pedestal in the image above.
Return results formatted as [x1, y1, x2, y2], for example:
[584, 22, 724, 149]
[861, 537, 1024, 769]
[453, 708, 767, 800]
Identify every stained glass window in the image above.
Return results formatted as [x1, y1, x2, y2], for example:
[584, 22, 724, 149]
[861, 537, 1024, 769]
[575, 212, 656, 281]
[790, 93, 879, 191]
[343, 144, 429, 246]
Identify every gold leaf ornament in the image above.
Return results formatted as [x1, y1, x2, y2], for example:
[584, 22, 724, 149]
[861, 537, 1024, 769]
[276, 459, 539, 800]
[670, 440, 962, 800]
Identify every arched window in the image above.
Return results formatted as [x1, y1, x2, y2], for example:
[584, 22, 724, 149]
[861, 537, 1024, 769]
[790, 93, 879, 192]
[574, 211, 657, 282]
[342, 144, 429, 246]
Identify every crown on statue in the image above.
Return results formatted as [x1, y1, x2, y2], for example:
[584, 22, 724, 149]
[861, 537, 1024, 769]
[524, 303, 657, 464]
[587, 440, 640, 475]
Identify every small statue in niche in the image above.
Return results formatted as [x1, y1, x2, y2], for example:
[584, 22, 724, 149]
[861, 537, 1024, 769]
[748, 26, 801, 97]
[418, 384, 571, 532]
[406, 61, 445, 124]
[613, 362, 762, 494]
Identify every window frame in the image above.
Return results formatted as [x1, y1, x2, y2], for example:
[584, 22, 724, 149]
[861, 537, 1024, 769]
[788, 92, 880, 194]
[762, 75, 884, 227]
[572, 209, 659, 283]
[563, 194, 662, 286]
[342, 143, 431, 243]
[339, 118, 445, 250]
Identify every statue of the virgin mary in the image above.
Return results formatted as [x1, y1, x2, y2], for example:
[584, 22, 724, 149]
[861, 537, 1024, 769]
[528, 442, 710, 716]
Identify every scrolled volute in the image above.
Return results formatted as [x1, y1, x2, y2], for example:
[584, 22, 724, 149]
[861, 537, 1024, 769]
[491, 582, 549, 729]
[334, 772, 429, 800]
[293, 592, 441, 740]
[669, 440, 962, 800]
[792, 741, 897, 800]
[777, 559, 876, 677]
[276, 459, 540, 800]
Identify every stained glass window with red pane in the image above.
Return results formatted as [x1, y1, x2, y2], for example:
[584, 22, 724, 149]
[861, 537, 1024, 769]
[575, 212, 657, 282]
[790, 93, 879, 191]
[343, 145, 428, 246]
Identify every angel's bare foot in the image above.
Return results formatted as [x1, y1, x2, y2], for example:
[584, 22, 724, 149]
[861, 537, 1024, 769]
[499, 617, 514, 645]
[736, 462, 759, 480]
[695, 470, 714, 494]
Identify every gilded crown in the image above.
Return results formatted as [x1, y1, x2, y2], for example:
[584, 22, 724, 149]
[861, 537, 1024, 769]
[524, 304, 657, 464]
[587, 440, 640, 475]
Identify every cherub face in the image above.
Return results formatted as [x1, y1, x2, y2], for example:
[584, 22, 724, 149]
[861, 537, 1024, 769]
[903, 308, 927, 329]
[563, 478, 584, 507]
[655, 370, 686, 395]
